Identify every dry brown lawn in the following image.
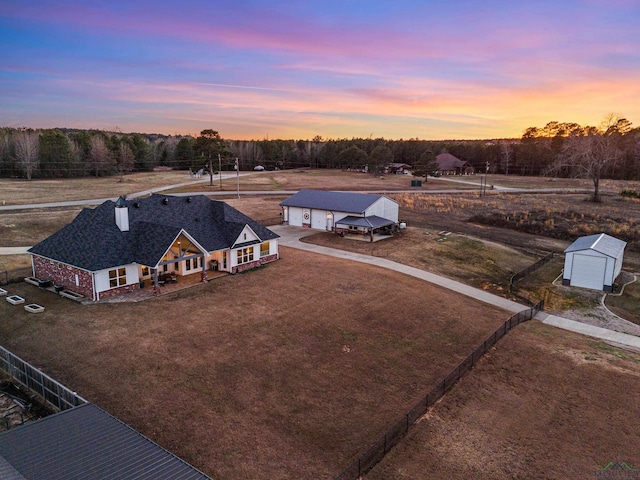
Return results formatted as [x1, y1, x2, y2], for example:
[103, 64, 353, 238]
[368, 321, 640, 479]
[302, 228, 538, 294]
[0, 171, 191, 205]
[2, 170, 640, 478]
[0, 248, 508, 479]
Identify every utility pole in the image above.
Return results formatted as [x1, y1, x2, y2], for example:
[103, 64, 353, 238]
[235, 158, 240, 199]
[219, 153, 222, 190]
[208, 154, 213, 187]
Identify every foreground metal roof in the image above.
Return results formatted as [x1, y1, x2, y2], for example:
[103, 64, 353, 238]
[0, 403, 211, 480]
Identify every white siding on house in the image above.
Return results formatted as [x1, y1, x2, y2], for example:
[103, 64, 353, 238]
[234, 225, 260, 245]
[95, 264, 139, 293]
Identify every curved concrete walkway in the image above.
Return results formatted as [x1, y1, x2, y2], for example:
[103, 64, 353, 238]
[3, 226, 638, 350]
[271, 225, 640, 351]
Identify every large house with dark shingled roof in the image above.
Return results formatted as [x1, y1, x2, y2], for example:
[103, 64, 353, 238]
[27, 194, 279, 301]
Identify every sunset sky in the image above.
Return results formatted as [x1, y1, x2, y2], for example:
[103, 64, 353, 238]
[1, 0, 639, 140]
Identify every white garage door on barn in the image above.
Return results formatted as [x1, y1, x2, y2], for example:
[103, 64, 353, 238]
[569, 254, 606, 290]
[563, 233, 626, 292]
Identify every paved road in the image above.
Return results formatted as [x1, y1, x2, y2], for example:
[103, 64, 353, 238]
[0, 175, 597, 211]
[271, 225, 640, 351]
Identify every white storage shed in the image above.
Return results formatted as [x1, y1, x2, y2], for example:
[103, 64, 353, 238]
[280, 190, 399, 232]
[562, 233, 626, 292]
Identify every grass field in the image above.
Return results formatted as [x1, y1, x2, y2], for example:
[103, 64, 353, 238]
[0, 248, 508, 479]
[368, 321, 640, 479]
[1, 169, 640, 478]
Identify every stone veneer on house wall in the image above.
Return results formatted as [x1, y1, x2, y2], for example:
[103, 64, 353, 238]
[232, 254, 278, 274]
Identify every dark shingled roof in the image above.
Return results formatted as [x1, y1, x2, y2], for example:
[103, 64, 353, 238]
[28, 194, 279, 271]
[280, 189, 392, 214]
[436, 153, 469, 171]
[0, 403, 211, 480]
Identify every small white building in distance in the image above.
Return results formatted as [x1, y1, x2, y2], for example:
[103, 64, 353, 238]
[562, 233, 626, 292]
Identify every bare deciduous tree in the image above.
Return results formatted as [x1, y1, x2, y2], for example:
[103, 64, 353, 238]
[117, 143, 135, 181]
[14, 130, 40, 180]
[552, 114, 630, 202]
[89, 135, 115, 176]
[500, 141, 513, 176]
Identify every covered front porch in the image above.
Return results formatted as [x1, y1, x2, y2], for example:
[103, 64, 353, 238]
[103, 269, 228, 303]
[138, 232, 224, 291]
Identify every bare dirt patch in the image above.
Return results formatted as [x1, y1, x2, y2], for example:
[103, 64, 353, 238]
[368, 321, 640, 480]
[606, 279, 640, 325]
[0, 247, 509, 479]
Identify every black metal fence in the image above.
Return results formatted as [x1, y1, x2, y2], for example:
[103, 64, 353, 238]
[509, 253, 554, 292]
[0, 346, 87, 411]
[0, 267, 32, 286]
[334, 300, 544, 480]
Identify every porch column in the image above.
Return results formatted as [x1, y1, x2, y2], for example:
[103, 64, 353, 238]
[201, 262, 208, 283]
[152, 270, 160, 296]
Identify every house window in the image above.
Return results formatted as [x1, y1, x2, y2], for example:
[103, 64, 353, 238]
[186, 258, 191, 271]
[141, 266, 150, 277]
[237, 247, 254, 265]
[260, 242, 270, 257]
[108, 268, 127, 288]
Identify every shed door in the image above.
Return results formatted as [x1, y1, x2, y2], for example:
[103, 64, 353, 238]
[570, 254, 606, 290]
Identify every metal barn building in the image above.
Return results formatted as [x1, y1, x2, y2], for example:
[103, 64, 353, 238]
[280, 190, 399, 233]
[562, 233, 626, 292]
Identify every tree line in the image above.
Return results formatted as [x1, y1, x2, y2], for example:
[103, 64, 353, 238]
[1, 116, 638, 190]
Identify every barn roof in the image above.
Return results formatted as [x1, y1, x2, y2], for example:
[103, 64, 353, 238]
[564, 233, 626, 259]
[0, 403, 211, 480]
[28, 194, 279, 271]
[280, 189, 395, 214]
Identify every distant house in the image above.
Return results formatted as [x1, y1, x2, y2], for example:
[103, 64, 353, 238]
[562, 233, 626, 292]
[28, 194, 279, 301]
[280, 190, 399, 240]
[435, 153, 474, 175]
[388, 163, 412, 174]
